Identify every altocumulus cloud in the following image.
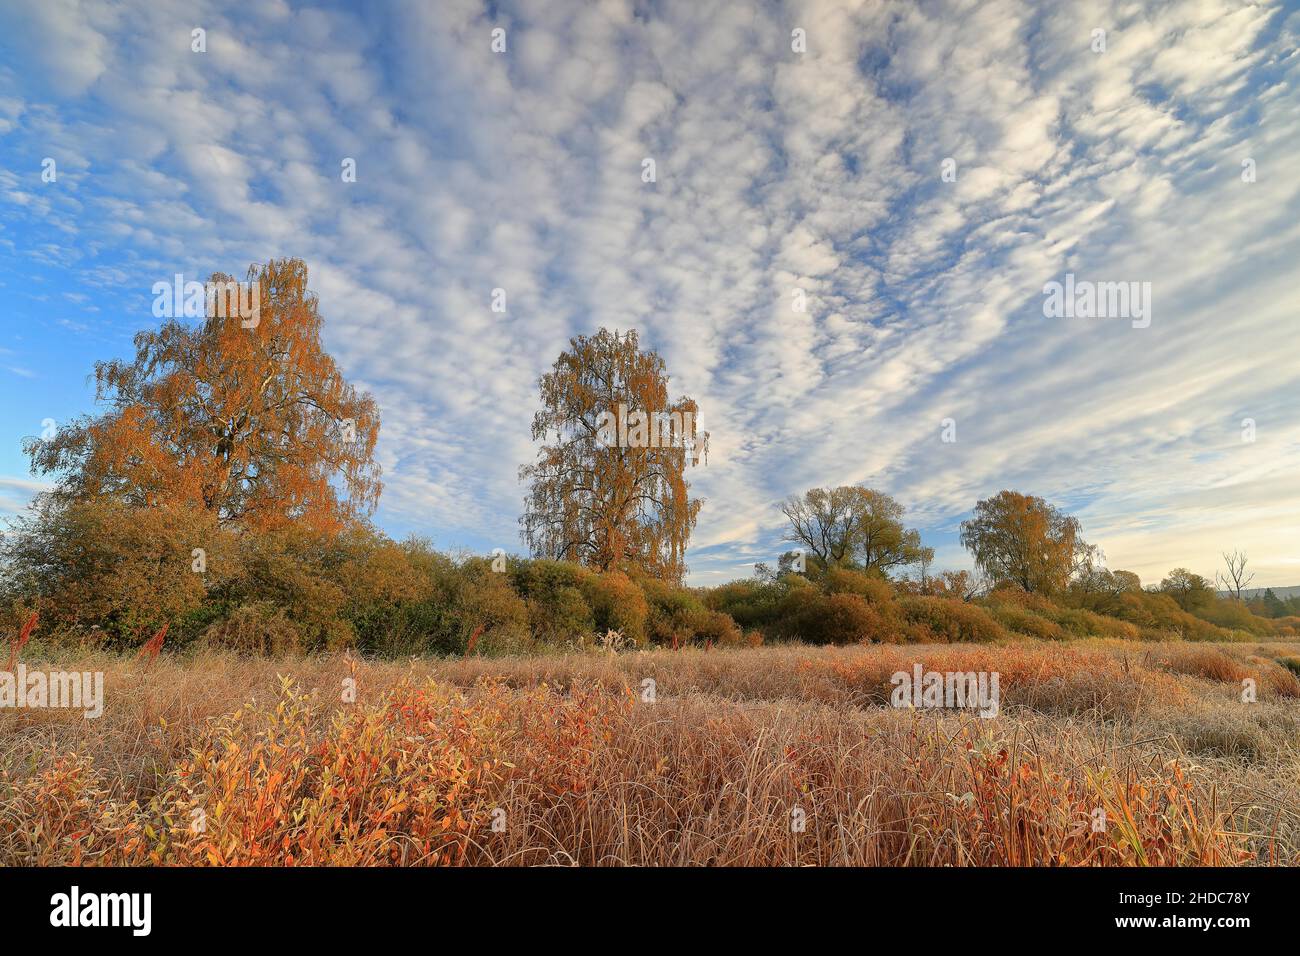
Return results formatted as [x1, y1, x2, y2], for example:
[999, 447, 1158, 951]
[0, 0, 1297, 587]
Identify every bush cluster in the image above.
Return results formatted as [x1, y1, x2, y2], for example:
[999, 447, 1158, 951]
[0, 501, 747, 654]
[0, 499, 1289, 654]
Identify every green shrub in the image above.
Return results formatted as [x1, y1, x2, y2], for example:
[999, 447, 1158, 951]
[0, 498, 221, 645]
[638, 574, 707, 645]
[458, 564, 532, 654]
[525, 586, 593, 645]
[214, 525, 353, 649]
[705, 578, 785, 630]
[581, 571, 649, 646]
[336, 532, 439, 650]
[508, 559, 595, 645]
[638, 574, 705, 615]
[899, 596, 1005, 643]
[778, 590, 904, 645]
[988, 604, 1066, 640]
[822, 567, 893, 602]
[377, 541, 464, 655]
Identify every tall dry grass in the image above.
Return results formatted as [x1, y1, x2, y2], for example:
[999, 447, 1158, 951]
[2, 641, 1297, 866]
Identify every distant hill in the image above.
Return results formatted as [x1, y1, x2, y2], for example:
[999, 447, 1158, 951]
[1219, 585, 1300, 600]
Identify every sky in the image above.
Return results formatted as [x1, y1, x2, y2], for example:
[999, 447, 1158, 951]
[0, 0, 1297, 589]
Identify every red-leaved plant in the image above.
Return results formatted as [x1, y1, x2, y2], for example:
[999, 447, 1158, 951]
[6, 611, 37, 672]
[137, 623, 168, 666]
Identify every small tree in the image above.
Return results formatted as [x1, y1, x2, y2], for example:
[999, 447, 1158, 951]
[780, 486, 930, 577]
[1258, 588, 1287, 618]
[854, 488, 933, 575]
[1216, 549, 1255, 600]
[780, 487, 859, 567]
[928, 569, 983, 601]
[519, 328, 707, 582]
[1070, 566, 1141, 613]
[1158, 568, 1215, 611]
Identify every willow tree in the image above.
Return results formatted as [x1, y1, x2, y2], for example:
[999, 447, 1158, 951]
[25, 258, 381, 533]
[519, 328, 708, 582]
[959, 491, 1094, 595]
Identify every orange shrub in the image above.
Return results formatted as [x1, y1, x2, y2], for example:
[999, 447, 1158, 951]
[1053, 607, 1140, 640]
[985, 586, 1059, 614]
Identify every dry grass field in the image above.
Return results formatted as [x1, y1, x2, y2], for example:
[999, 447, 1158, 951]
[3, 639, 1299, 867]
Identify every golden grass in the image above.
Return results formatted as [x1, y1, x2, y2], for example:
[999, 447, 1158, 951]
[2, 640, 1298, 866]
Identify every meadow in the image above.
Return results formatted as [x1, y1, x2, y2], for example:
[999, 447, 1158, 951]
[6, 277, 1297, 868]
[3, 638, 1298, 867]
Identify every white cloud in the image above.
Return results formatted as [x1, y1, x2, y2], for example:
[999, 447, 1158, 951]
[1, 0, 1297, 587]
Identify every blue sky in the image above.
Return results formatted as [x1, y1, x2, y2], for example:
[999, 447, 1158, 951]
[1, 0, 1298, 588]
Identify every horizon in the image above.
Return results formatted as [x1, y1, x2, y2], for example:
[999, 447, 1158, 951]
[2, 0, 1298, 589]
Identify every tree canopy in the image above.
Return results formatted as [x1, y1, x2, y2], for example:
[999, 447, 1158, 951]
[25, 259, 381, 534]
[959, 490, 1094, 594]
[1159, 567, 1215, 611]
[780, 486, 931, 577]
[519, 328, 707, 582]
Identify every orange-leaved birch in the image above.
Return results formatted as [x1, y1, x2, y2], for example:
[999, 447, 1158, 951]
[25, 258, 380, 533]
[519, 328, 707, 583]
